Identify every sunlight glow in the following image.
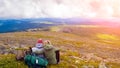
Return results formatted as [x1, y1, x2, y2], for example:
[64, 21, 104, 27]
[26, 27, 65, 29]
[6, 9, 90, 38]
[96, 34, 119, 40]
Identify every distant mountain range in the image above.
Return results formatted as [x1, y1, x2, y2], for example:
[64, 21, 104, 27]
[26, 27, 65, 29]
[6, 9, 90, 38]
[0, 18, 120, 33]
[0, 18, 59, 33]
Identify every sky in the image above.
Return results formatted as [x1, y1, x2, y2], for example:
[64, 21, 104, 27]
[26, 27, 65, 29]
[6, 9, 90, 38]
[0, 0, 120, 19]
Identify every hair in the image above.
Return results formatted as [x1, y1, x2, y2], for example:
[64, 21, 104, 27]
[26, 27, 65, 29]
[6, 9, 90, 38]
[44, 40, 51, 45]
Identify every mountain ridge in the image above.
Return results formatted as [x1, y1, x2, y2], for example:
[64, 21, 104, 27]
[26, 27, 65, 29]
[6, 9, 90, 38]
[0, 18, 120, 33]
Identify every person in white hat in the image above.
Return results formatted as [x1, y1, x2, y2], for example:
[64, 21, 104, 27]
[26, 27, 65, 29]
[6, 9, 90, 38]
[32, 39, 44, 57]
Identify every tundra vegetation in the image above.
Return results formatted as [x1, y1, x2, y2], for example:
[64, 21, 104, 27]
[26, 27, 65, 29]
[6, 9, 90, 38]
[0, 25, 120, 68]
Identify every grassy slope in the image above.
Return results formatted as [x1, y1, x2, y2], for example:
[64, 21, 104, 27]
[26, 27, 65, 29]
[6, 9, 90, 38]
[0, 26, 120, 68]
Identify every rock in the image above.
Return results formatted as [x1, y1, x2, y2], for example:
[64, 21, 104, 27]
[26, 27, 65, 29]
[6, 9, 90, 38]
[82, 65, 94, 68]
[99, 61, 107, 68]
[68, 65, 78, 68]
[81, 53, 103, 62]
[88, 65, 94, 68]
[75, 60, 80, 64]
[82, 65, 89, 68]
[0, 45, 6, 50]
[0, 45, 7, 54]
[16, 50, 26, 61]
[8, 48, 16, 54]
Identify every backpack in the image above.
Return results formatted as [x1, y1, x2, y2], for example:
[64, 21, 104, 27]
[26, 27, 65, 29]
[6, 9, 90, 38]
[24, 54, 48, 67]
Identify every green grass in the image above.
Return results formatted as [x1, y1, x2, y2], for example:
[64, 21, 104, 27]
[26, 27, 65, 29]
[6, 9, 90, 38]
[96, 33, 120, 46]
[1, 50, 120, 68]
[0, 54, 27, 68]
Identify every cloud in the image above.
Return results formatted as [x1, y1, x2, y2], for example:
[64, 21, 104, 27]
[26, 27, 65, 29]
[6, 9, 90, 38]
[0, 0, 120, 18]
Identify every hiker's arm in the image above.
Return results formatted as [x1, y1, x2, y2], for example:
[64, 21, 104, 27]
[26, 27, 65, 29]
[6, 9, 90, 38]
[54, 47, 60, 51]
[32, 48, 44, 54]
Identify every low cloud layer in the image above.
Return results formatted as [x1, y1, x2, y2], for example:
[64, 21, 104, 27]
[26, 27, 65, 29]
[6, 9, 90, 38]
[0, 0, 120, 18]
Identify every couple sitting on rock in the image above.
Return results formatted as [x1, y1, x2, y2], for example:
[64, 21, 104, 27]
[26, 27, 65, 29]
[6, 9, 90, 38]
[24, 39, 60, 68]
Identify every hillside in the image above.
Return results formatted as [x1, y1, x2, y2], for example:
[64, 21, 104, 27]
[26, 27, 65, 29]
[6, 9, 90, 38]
[0, 25, 120, 68]
[0, 18, 61, 33]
